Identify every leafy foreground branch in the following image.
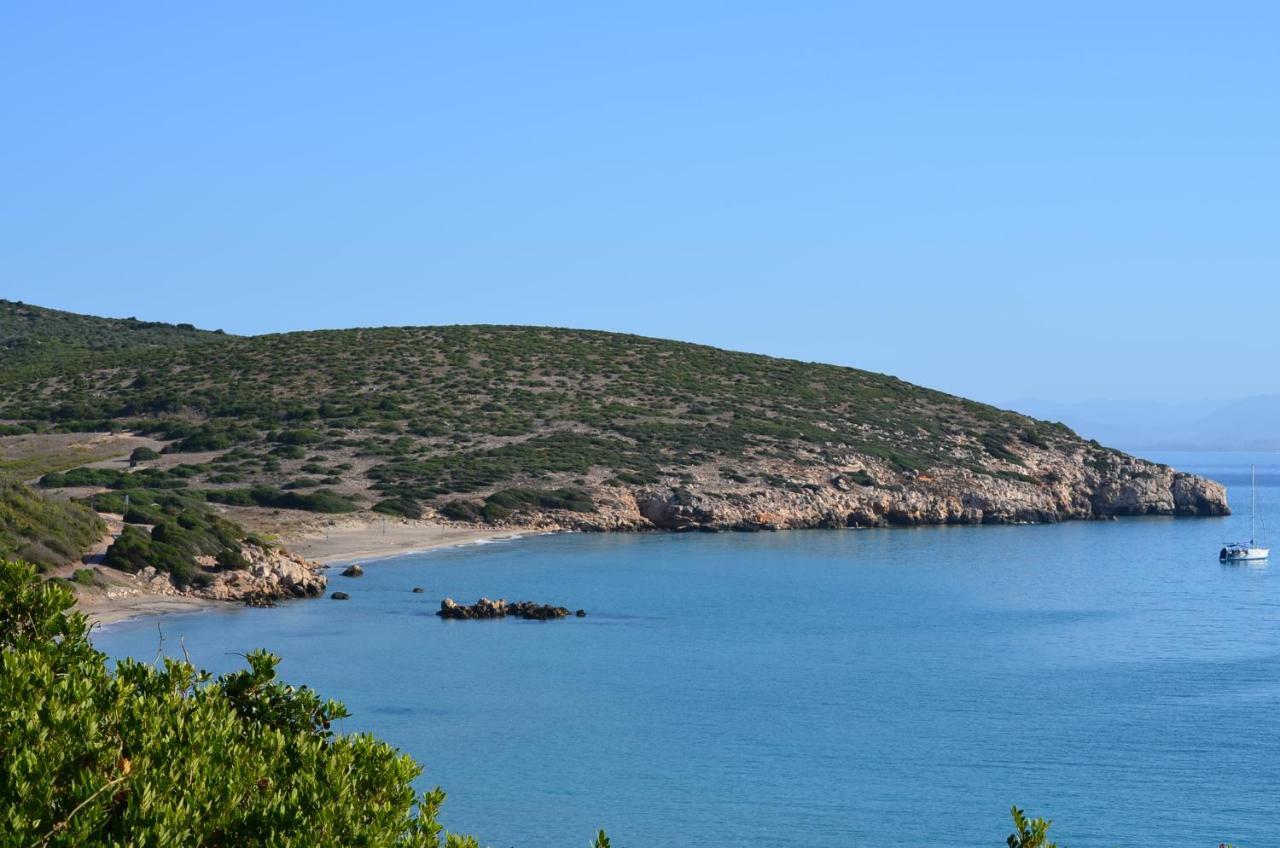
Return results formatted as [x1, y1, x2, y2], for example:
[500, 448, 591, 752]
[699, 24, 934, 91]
[1, 559, 1070, 847]
[0, 559, 489, 847]
[1007, 806, 1058, 847]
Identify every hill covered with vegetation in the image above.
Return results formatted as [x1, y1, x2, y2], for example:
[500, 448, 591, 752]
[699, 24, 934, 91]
[0, 299, 226, 373]
[0, 300, 1227, 584]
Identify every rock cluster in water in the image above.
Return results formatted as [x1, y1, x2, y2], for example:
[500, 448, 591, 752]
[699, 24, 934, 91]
[340, 563, 364, 577]
[437, 597, 575, 621]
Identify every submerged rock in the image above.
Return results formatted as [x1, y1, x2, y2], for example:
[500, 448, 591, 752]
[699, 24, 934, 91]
[330, 591, 350, 600]
[437, 597, 573, 621]
[412, 586, 425, 593]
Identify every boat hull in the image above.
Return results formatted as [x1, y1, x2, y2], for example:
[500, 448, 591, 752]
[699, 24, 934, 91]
[1221, 547, 1269, 561]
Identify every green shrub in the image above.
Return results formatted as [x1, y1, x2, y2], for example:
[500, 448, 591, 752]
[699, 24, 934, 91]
[0, 561, 482, 847]
[101, 525, 151, 574]
[1006, 806, 1059, 848]
[202, 488, 257, 507]
[165, 424, 257, 453]
[129, 446, 160, 466]
[485, 487, 595, 514]
[97, 493, 254, 585]
[480, 501, 511, 521]
[204, 486, 359, 514]
[372, 497, 423, 519]
[216, 547, 249, 570]
[123, 504, 163, 525]
[70, 567, 97, 586]
[40, 467, 122, 488]
[438, 500, 481, 521]
[272, 428, 325, 445]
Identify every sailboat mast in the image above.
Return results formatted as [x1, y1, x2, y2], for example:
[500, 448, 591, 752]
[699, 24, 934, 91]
[1251, 464, 1257, 545]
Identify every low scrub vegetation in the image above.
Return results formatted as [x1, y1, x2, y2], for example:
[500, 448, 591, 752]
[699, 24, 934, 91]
[0, 474, 103, 570]
[372, 496, 424, 519]
[90, 490, 260, 588]
[204, 486, 359, 514]
[440, 487, 595, 523]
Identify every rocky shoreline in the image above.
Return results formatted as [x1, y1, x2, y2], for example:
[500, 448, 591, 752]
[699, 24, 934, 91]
[77, 447, 1229, 619]
[77, 542, 327, 623]
[456, 446, 1229, 534]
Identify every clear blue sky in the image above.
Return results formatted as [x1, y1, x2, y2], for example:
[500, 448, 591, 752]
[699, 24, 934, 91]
[3, 3, 1276, 405]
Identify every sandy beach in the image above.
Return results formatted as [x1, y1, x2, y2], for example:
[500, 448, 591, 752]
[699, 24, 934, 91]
[276, 517, 531, 564]
[76, 517, 538, 628]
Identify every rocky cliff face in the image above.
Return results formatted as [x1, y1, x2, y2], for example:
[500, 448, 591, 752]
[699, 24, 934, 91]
[471, 443, 1228, 533]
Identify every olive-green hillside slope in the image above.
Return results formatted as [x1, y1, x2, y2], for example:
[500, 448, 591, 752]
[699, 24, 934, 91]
[0, 474, 103, 569]
[0, 301, 1227, 530]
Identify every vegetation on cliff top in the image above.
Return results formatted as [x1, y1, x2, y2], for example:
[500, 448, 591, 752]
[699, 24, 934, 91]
[0, 300, 1105, 529]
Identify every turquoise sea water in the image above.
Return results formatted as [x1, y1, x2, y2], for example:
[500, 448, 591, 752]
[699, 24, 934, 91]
[93, 453, 1280, 847]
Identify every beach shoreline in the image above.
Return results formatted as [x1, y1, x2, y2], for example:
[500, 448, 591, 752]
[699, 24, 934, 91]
[79, 518, 540, 628]
[276, 518, 534, 565]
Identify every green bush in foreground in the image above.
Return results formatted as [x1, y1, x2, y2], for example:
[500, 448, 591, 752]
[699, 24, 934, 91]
[1006, 806, 1058, 847]
[0, 560, 480, 847]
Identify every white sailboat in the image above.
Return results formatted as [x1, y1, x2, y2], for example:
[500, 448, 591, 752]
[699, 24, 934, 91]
[1220, 464, 1269, 562]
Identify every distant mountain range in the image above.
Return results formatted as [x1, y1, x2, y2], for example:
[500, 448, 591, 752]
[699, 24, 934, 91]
[1008, 396, 1280, 453]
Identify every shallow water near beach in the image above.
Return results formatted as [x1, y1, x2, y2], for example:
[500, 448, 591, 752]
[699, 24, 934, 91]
[93, 453, 1280, 847]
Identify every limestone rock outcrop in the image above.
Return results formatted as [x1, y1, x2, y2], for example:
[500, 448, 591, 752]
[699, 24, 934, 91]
[135, 544, 326, 603]
[499, 443, 1228, 534]
[192, 544, 326, 601]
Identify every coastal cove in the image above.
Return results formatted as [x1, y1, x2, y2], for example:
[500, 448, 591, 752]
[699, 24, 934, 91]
[93, 453, 1280, 847]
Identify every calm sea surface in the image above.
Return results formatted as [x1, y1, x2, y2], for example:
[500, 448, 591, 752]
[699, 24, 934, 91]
[93, 453, 1280, 847]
